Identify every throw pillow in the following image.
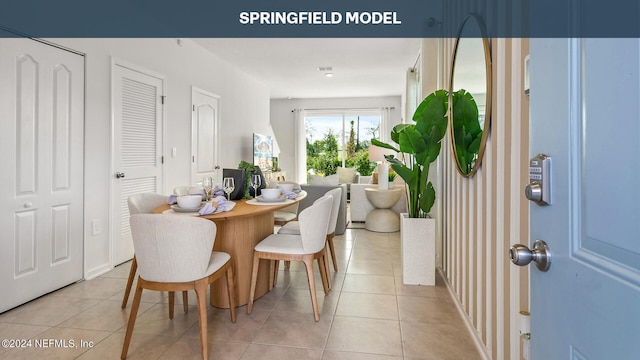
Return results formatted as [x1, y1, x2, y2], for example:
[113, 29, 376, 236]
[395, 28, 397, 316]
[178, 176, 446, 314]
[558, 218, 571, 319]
[325, 174, 339, 185]
[309, 174, 339, 186]
[309, 174, 325, 185]
[336, 167, 357, 184]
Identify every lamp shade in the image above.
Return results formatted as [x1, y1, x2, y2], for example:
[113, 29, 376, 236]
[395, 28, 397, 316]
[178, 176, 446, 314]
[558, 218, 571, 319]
[368, 144, 395, 162]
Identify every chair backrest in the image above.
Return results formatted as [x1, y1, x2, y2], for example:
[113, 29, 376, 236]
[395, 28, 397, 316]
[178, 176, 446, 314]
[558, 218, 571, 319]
[324, 187, 342, 235]
[128, 193, 169, 215]
[298, 195, 332, 254]
[129, 214, 217, 283]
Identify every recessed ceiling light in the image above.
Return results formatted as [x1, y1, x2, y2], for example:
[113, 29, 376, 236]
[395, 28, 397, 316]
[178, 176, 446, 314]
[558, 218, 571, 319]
[324, 72, 334, 78]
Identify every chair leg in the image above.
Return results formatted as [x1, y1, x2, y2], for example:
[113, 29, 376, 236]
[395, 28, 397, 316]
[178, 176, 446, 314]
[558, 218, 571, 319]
[194, 280, 209, 360]
[225, 265, 237, 323]
[268, 260, 275, 291]
[121, 283, 143, 359]
[322, 247, 332, 291]
[284, 260, 291, 270]
[168, 291, 175, 319]
[182, 291, 189, 313]
[303, 257, 320, 321]
[318, 253, 330, 295]
[327, 234, 338, 272]
[273, 260, 280, 287]
[247, 253, 261, 314]
[121, 256, 137, 308]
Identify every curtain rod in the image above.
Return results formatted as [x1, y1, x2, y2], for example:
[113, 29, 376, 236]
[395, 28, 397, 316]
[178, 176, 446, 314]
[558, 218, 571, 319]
[291, 107, 394, 112]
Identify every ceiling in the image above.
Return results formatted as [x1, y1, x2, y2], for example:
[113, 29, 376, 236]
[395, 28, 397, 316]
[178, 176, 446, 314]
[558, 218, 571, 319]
[193, 38, 421, 100]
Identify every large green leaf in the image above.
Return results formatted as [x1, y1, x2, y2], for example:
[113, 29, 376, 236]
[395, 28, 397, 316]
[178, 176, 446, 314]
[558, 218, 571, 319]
[369, 89, 450, 217]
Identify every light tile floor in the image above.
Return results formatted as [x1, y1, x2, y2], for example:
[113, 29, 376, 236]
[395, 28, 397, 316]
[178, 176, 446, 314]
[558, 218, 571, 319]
[0, 228, 482, 359]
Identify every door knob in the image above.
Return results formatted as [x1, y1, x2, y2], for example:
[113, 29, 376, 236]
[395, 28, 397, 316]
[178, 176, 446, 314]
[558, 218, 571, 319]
[115, 172, 126, 179]
[509, 240, 551, 271]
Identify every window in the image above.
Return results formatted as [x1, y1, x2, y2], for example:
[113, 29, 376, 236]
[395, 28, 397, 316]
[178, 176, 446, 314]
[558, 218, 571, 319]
[304, 109, 380, 177]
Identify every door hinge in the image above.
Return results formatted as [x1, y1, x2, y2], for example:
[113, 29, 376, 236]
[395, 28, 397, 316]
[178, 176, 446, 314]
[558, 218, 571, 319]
[193, 105, 195, 111]
[161, 95, 166, 104]
[192, 156, 195, 162]
[161, 156, 164, 164]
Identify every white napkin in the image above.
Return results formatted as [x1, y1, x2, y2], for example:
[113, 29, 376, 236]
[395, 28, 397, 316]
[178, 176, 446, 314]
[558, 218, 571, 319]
[198, 196, 235, 215]
[212, 186, 225, 197]
[284, 191, 297, 200]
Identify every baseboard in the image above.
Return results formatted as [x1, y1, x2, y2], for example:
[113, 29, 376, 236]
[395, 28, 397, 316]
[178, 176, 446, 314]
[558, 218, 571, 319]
[438, 267, 492, 360]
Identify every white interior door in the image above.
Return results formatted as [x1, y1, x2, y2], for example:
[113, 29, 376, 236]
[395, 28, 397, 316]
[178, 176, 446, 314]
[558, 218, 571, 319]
[191, 87, 220, 184]
[111, 63, 164, 265]
[527, 38, 640, 358]
[0, 38, 84, 312]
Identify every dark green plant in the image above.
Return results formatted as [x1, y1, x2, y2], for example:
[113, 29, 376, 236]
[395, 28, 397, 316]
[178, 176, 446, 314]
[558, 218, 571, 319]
[238, 160, 255, 199]
[372, 89, 449, 218]
[350, 149, 375, 176]
[450, 89, 481, 174]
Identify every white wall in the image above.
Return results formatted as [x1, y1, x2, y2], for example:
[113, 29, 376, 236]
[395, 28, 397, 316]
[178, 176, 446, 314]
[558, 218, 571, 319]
[47, 38, 271, 278]
[270, 96, 402, 182]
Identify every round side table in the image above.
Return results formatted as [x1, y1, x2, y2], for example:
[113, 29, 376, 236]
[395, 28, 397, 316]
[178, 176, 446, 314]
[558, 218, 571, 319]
[364, 187, 403, 232]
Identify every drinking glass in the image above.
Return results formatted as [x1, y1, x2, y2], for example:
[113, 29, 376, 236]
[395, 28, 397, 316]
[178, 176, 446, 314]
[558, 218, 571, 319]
[251, 174, 261, 198]
[223, 177, 235, 200]
[202, 177, 213, 201]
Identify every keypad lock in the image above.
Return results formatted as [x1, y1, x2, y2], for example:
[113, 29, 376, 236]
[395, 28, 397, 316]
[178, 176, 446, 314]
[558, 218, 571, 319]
[525, 154, 551, 205]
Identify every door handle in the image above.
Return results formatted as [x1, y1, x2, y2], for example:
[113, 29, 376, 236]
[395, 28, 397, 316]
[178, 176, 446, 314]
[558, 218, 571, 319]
[115, 172, 126, 179]
[509, 240, 551, 272]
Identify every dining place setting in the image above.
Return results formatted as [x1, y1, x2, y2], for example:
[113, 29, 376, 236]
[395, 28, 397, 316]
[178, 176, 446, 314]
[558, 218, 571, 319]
[164, 174, 306, 216]
[246, 179, 305, 205]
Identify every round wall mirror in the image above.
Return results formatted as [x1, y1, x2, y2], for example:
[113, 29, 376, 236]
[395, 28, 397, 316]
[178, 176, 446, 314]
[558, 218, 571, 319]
[449, 14, 492, 177]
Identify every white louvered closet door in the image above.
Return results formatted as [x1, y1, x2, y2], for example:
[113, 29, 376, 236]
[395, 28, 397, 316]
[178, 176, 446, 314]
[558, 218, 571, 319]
[112, 64, 164, 265]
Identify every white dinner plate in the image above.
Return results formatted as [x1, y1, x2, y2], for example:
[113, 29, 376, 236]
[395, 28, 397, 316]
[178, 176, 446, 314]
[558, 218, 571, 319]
[256, 195, 286, 203]
[171, 204, 203, 213]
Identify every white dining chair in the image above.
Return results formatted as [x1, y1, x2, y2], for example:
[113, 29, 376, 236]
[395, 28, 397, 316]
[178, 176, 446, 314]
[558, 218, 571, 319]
[278, 187, 342, 274]
[273, 203, 299, 226]
[247, 195, 333, 321]
[122, 214, 236, 360]
[122, 193, 179, 309]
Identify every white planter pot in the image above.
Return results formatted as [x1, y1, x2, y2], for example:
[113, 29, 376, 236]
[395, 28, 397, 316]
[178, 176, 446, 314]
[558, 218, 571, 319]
[400, 213, 435, 286]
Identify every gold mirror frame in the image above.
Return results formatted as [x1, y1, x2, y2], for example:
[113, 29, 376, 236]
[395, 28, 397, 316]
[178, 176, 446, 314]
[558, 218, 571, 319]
[448, 14, 492, 177]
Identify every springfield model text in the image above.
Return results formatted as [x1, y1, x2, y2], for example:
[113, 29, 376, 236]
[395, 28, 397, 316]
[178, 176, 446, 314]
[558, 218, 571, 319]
[239, 11, 401, 25]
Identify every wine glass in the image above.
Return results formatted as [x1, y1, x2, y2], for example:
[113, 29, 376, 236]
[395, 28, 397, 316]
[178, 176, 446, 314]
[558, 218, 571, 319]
[202, 177, 213, 201]
[223, 177, 235, 200]
[251, 174, 261, 198]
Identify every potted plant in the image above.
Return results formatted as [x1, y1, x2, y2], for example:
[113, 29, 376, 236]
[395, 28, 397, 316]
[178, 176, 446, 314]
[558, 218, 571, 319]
[238, 160, 256, 199]
[371, 89, 449, 285]
[387, 171, 397, 188]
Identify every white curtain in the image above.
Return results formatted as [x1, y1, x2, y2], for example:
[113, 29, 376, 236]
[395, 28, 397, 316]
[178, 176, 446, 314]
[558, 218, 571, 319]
[293, 109, 306, 184]
[379, 107, 392, 144]
[405, 67, 420, 124]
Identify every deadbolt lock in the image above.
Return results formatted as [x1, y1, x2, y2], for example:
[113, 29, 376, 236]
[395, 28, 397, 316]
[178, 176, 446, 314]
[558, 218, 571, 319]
[525, 154, 551, 205]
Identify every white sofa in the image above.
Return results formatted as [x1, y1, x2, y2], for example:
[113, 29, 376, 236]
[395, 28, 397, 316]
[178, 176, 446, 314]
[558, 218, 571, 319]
[349, 183, 408, 222]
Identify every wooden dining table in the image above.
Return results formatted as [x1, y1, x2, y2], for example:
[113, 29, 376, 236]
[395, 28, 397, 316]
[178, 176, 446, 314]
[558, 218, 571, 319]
[153, 192, 306, 308]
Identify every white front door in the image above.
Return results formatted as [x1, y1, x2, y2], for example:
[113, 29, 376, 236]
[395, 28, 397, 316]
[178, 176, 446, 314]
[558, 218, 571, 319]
[0, 38, 84, 312]
[111, 63, 164, 265]
[528, 38, 640, 358]
[191, 87, 220, 185]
